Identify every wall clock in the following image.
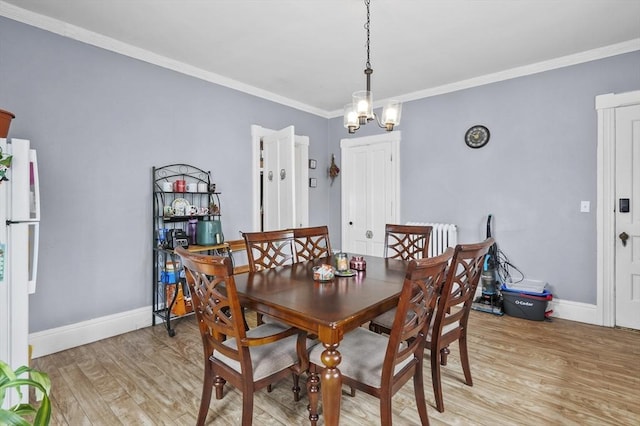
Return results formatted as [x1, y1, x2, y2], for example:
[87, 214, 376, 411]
[465, 125, 490, 149]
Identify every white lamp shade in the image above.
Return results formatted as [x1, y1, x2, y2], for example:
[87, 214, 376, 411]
[353, 90, 373, 120]
[343, 103, 359, 129]
[382, 100, 402, 126]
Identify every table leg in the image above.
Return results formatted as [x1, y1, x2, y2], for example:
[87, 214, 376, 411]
[320, 342, 342, 426]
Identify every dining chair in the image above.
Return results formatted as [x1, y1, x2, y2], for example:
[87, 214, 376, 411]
[292, 225, 332, 261]
[427, 237, 494, 412]
[175, 247, 312, 426]
[383, 224, 433, 260]
[306, 248, 454, 426]
[368, 224, 434, 335]
[367, 238, 494, 413]
[243, 229, 296, 325]
[243, 229, 296, 271]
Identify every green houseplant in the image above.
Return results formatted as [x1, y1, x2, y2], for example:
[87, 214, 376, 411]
[0, 360, 51, 426]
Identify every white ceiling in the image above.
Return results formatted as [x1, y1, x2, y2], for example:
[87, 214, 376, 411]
[1, 0, 639, 117]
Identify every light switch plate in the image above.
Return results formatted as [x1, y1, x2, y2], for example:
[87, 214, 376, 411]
[580, 201, 590, 213]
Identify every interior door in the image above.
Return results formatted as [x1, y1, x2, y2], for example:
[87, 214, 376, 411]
[341, 133, 400, 256]
[262, 126, 295, 231]
[615, 104, 640, 329]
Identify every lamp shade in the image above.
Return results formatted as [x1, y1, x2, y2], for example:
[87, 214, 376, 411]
[381, 100, 402, 130]
[353, 90, 373, 123]
[343, 103, 359, 133]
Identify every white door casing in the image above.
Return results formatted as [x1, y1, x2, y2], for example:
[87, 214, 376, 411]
[596, 90, 640, 328]
[251, 125, 309, 232]
[294, 136, 309, 228]
[341, 132, 400, 256]
[614, 104, 640, 329]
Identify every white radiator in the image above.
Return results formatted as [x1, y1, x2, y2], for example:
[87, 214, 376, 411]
[405, 222, 458, 257]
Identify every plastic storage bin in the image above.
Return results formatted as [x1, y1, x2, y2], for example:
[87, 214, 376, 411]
[501, 285, 552, 321]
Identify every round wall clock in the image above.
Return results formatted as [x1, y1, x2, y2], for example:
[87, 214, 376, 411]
[465, 125, 490, 149]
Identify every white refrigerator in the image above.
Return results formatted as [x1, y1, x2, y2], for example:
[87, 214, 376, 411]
[0, 138, 40, 406]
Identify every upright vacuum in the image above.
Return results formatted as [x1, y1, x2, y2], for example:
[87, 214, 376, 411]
[472, 215, 504, 315]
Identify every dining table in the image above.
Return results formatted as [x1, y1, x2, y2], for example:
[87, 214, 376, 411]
[233, 254, 409, 426]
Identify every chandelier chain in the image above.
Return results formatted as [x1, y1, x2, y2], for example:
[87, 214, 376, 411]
[365, 0, 371, 70]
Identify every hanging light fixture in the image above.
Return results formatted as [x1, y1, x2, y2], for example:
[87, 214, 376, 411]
[344, 0, 402, 134]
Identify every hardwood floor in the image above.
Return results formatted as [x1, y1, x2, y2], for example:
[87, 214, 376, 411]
[32, 311, 640, 425]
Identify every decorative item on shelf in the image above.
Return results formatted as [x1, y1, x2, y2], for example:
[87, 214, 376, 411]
[173, 179, 186, 192]
[0, 146, 12, 184]
[187, 218, 198, 245]
[161, 181, 173, 192]
[343, 0, 401, 134]
[0, 108, 15, 138]
[329, 154, 340, 184]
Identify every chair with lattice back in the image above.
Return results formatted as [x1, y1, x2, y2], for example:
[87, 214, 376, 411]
[428, 237, 494, 412]
[243, 229, 296, 271]
[243, 229, 296, 326]
[384, 224, 432, 260]
[292, 226, 332, 261]
[175, 247, 311, 426]
[306, 248, 454, 426]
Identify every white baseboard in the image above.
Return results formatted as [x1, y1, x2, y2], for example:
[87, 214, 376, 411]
[26, 298, 603, 359]
[548, 298, 600, 325]
[29, 306, 153, 359]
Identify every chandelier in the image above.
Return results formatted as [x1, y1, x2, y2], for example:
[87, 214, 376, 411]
[343, 0, 402, 134]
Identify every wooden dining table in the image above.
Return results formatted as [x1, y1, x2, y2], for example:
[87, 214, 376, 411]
[233, 254, 409, 426]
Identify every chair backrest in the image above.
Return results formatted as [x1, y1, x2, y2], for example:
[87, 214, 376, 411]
[384, 224, 433, 260]
[383, 248, 454, 380]
[243, 229, 296, 272]
[175, 247, 251, 368]
[292, 226, 332, 261]
[431, 238, 495, 343]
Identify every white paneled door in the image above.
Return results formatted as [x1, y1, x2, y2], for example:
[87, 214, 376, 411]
[341, 133, 400, 256]
[252, 125, 309, 232]
[261, 126, 295, 231]
[615, 104, 640, 329]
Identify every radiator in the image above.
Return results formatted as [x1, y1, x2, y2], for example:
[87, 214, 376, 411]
[405, 222, 458, 257]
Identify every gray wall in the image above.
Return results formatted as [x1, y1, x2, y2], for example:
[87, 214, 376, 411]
[329, 51, 640, 304]
[1, 16, 639, 332]
[0, 17, 330, 332]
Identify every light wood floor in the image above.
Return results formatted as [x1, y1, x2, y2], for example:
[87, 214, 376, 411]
[32, 311, 640, 425]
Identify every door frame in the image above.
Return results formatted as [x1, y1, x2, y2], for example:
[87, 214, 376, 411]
[596, 90, 640, 327]
[340, 132, 401, 253]
[250, 125, 309, 232]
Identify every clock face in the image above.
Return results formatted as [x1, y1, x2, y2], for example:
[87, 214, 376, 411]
[465, 125, 490, 149]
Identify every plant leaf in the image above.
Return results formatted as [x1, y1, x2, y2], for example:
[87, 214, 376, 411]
[0, 408, 32, 426]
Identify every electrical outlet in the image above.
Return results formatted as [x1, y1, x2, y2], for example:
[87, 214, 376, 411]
[580, 201, 590, 213]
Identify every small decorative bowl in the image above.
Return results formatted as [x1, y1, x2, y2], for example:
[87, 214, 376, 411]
[313, 264, 335, 282]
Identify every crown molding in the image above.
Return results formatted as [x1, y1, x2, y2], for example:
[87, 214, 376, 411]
[2, 1, 637, 121]
[0, 1, 330, 119]
[327, 38, 640, 118]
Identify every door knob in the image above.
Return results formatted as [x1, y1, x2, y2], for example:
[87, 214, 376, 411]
[619, 231, 629, 247]
[366, 230, 373, 239]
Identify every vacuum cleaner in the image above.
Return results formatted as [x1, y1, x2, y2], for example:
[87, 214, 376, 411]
[472, 214, 504, 315]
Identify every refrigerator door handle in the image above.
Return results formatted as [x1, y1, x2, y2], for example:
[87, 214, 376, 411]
[30, 149, 40, 221]
[28, 222, 39, 294]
